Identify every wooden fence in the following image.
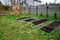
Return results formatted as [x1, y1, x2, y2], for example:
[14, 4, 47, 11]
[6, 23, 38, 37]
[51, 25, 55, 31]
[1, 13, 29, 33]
[20, 4, 60, 17]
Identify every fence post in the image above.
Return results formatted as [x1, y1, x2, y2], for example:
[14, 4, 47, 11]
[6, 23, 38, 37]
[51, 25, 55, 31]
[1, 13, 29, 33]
[20, 3, 22, 14]
[29, 6, 31, 14]
[24, 7, 25, 14]
[20, 7, 22, 14]
[36, 6, 38, 15]
[46, 4, 49, 18]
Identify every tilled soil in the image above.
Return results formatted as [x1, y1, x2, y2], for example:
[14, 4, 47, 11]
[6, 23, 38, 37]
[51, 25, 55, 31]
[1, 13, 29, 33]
[41, 21, 60, 33]
[32, 19, 48, 25]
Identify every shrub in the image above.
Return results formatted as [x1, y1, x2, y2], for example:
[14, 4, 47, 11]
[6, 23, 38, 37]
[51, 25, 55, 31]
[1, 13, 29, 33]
[3, 6, 9, 10]
[46, 12, 49, 18]
[54, 12, 57, 19]
[40, 12, 43, 17]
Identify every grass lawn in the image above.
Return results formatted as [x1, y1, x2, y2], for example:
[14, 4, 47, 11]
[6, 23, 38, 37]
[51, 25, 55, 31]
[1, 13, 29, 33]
[0, 13, 60, 40]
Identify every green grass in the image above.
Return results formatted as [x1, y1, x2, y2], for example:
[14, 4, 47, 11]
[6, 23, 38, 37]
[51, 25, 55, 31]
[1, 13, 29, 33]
[0, 14, 60, 40]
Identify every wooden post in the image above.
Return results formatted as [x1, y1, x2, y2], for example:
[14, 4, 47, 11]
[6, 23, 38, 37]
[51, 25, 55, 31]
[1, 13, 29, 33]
[46, 3, 49, 18]
[20, 3, 22, 14]
[24, 7, 25, 14]
[29, 6, 31, 14]
[36, 6, 38, 15]
[46, 6, 48, 18]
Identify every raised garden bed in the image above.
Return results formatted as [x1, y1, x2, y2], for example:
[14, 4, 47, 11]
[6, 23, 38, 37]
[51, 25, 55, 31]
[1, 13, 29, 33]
[41, 21, 60, 33]
[32, 19, 48, 25]
[24, 18, 35, 22]
[16, 17, 31, 20]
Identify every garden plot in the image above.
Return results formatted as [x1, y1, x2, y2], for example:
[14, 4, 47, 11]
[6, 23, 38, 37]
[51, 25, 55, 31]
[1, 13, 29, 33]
[16, 17, 31, 20]
[32, 19, 48, 25]
[41, 21, 60, 33]
[24, 18, 35, 22]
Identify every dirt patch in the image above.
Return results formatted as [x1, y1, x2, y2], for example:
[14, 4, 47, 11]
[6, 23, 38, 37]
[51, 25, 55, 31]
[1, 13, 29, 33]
[41, 21, 60, 33]
[32, 19, 48, 25]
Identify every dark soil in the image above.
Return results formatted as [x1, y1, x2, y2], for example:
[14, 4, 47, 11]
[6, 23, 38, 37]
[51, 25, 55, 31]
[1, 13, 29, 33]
[24, 18, 35, 22]
[41, 21, 60, 33]
[32, 19, 48, 25]
[16, 17, 31, 20]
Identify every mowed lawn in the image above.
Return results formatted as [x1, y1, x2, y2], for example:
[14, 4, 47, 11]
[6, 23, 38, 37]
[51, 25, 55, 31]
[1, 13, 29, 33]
[0, 14, 60, 40]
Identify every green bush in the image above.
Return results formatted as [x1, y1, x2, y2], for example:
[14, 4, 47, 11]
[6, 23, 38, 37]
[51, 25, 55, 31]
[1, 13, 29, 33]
[40, 12, 43, 17]
[54, 12, 57, 19]
[3, 6, 9, 10]
[0, 5, 10, 10]
[46, 12, 49, 18]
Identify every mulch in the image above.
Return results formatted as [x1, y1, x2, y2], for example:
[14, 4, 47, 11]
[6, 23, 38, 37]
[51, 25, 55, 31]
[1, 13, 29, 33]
[41, 21, 60, 33]
[32, 19, 48, 25]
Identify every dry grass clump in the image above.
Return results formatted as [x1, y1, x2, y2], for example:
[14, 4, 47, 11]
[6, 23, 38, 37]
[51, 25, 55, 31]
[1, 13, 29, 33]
[22, 10, 28, 14]
[9, 11, 20, 16]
